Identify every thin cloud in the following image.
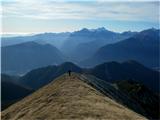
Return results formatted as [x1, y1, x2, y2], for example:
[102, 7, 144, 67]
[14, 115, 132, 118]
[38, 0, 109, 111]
[1, 0, 159, 22]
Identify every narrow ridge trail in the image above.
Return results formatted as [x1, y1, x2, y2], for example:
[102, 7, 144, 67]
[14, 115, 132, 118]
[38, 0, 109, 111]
[2, 73, 146, 120]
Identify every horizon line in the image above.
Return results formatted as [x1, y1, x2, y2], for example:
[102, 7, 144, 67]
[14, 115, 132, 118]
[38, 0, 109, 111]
[1, 27, 159, 36]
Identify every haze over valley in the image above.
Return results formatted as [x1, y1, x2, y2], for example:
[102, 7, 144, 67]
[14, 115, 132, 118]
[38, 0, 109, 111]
[1, 27, 159, 75]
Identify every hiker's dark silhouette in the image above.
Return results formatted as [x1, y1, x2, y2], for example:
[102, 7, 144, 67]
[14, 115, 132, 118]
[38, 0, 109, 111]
[68, 70, 71, 76]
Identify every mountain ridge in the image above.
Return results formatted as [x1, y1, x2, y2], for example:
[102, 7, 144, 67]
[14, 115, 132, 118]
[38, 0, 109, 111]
[2, 73, 146, 120]
[61, 27, 137, 62]
[81, 28, 159, 68]
[17, 60, 159, 93]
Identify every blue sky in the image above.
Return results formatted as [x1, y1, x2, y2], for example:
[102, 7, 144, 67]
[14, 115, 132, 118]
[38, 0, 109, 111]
[1, 0, 159, 34]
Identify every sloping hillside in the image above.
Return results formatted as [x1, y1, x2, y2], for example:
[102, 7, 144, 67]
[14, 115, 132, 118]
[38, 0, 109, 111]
[114, 80, 159, 119]
[78, 74, 159, 119]
[88, 60, 159, 93]
[19, 62, 82, 89]
[18, 61, 159, 93]
[1, 74, 33, 110]
[1, 41, 66, 75]
[2, 73, 146, 120]
[81, 28, 159, 68]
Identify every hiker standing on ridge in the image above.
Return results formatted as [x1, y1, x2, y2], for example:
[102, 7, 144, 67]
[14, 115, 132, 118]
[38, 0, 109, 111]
[68, 70, 71, 76]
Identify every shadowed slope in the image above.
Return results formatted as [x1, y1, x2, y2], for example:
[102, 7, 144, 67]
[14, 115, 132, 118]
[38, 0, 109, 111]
[1, 74, 33, 110]
[2, 73, 146, 120]
[81, 29, 159, 68]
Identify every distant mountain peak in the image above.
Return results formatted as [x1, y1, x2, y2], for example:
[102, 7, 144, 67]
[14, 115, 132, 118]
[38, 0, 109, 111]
[79, 28, 90, 32]
[140, 28, 159, 34]
[95, 27, 106, 31]
[77, 27, 108, 33]
[60, 61, 77, 66]
[122, 31, 133, 34]
[150, 27, 158, 31]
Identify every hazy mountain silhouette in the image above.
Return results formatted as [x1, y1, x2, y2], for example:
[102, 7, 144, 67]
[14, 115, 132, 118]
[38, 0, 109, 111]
[3, 27, 155, 73]
[1, 32, 70, 49]
[1, 41, 66, 75]
[18, 61, 159, 93]
[19, 62, 82, 89]
[61, 27, 137, 61]
[81, 28, 160, 68]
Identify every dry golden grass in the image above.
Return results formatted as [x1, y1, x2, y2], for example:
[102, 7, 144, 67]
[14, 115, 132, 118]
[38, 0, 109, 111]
[2, 73, 147, 120]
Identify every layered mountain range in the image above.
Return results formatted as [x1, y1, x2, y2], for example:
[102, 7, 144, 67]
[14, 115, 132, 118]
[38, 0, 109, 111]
[2, 28, 158, 75]
[81, 28, 159, 68]
[1, 27, 159, 119]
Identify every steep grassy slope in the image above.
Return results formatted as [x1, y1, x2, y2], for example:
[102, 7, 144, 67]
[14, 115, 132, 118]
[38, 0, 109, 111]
[114, 80, 159, 119]
[79, 74, 159, 119]
[2, 73, 146, 120]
